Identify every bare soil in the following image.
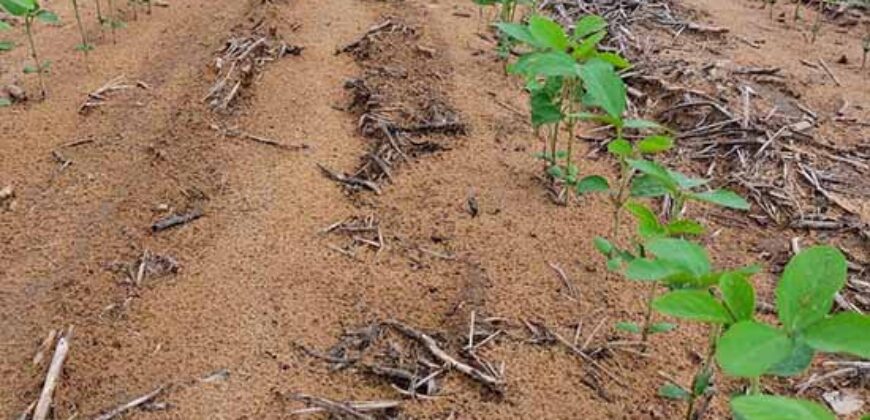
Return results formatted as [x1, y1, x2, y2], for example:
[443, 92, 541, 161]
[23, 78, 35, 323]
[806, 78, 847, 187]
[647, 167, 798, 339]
[1, 0, 867, 418]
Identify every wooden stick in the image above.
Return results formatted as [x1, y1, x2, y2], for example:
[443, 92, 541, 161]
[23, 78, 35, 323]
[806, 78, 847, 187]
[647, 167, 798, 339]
[818, 59, 842, 86]
[33, 328, 72, 420]
[93, 386, 164, 420]
[383, 321, 504, 391]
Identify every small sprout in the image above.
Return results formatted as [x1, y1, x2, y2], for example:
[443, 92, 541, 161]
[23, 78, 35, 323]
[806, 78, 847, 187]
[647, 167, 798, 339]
[615, 321, 642, 334]
[659, 382, 690, 401]
[0, 0, 58, 98]
[71, 0, 94, 63]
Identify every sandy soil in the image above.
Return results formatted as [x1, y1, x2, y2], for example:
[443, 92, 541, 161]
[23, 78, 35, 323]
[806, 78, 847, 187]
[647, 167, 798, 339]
[1, 0, 867, 418]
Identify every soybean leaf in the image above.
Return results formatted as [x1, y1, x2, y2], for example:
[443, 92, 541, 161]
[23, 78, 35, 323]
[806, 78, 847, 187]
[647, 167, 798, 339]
[576, 175, 609, 194]
[606, 138, 632, 158]
[665, 219, 705, 236]
[649, 322, 677, 334]
[630, 175, 668, 198]
[615, 322, 641, 334]
[0, 0, 35, 16]
[766, 339, 815, 377]
[580, 58, 626, 119]
[572, 31, 606, 59]
[803, 312, 870, 358]
[716, 321, 792, 377]
[653, 290, 732, 323]
[547, 165, 564, 179]
[668, 169, 708, 189]
[645, 238, 711, 278]
[625, 202, 664, 238]
[510, 51, 579, 77]
[593, 236, 614, 255]
[23, 64, 37, 73]
[719, 272, 755, 322]
[776, 246, 847, 333]
[625, 258, 677, 281]
[691, 189, 750, 210]
[731, 395, 835, 420]
[0, 21, 11, 30]
[530, 90, 562, 127]
[594, 51, 630, 69]
[627, 159, 676, 190]
[692, 368, 713, 396]
[0, 41, 13, 51]
[528, 16, 569, 50]
[0, 97, 11, 107]
[35, 10, 58, 24]
[637, 135, 674, 154]
[573, 15, 607, 39]
[659, 383, 689, 401]
[495, 22, 540, 47]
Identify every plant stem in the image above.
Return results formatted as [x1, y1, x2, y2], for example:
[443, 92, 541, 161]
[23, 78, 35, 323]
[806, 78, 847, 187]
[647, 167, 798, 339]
[108, 0, 116, 44]
[794, 1, 801, 21]
[685, 324, 721, 420]
[563, 80, 576, 173]
[640, 282, 656, 349]
[24, 17, 47, 99]
[749, 377, 761, 395]
[72, 0, 90, 65]
[95, 0, 103, 25]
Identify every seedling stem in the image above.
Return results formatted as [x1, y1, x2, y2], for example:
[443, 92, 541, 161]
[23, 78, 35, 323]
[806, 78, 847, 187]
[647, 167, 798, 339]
[24, 16, 46, 99]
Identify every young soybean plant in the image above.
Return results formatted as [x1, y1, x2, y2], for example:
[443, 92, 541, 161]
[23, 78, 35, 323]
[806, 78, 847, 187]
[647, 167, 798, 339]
[0, 0, 58, 99]
[71, 0, 94, 61]
[649, 244, 870, 420]
[498, 15, 630, 194]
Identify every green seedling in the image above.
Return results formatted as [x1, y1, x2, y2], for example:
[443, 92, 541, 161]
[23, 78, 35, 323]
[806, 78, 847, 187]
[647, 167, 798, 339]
[473, 0, 535, 58]
[499, 15, 631, 195]
[95, 0, 104, 25]
[0, 0, 59, 99]
[647, 245, 870, 420]
[71, 0, 94, 61]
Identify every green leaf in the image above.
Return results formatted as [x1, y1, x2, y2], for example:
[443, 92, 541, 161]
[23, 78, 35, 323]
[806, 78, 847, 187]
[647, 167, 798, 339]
[691, 189, 750, 210]
[716, 321, 792, 377]
[576, 175, 609, 194]
[22, 64, 37, 73]
[668, 169, 708, 189]
[579, 58, 626, 119]
[766, 339, 815, 377]
[615, 321, 641, 334]
[547, 165, 565, 179]
[606, 138, 633, 158]
[645, 238, 711, 278]
[625, 202, 664, 238]
[35, 9, 58, 24]
[0, 0, 36, 16]
[649, 322, 677, 334]
[495, 22, 540, 47]
[665, 219, 705, 236]
[528, 15, 568, 51]
[509, 51, 579, 77]
[625, 258, 676, 281]
[623, 119, 665, 131]
[75, 43, 94, 52]
[572, 31, 605, 60]
[653, 290, 732, 323]
[530, 90, 562, 127]
[731, 395, 835, 420]
[0, 21, 11, 30]
[573, 15, 607, 39]
[630, 175, 668, 198]
[0, 40, 13, 51]
[719, 273, 755, 322]
[594, 51, 630, 69]
[776, 246, 847, 333]
[637, 135, 674, 154]
[593, 236, 614, 256]
[692, 367, 713, 396]
[627, 159, 677, 190]
[0, 97, 11, 107]
[803, 312, 870, 358]
[659, 383, 690, 401]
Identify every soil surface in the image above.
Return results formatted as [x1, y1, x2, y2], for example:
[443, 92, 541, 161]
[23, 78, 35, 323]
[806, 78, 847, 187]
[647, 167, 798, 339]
[1, 0, 867, 419]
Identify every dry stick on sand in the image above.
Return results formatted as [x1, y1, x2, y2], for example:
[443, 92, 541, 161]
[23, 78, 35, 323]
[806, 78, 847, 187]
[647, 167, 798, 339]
[383, 321, 504, 391]
[288, 393, 400, 419]
[93, 386, 164, 420]
[79, 76, 134, 113]
[33, 327, 72, 420]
